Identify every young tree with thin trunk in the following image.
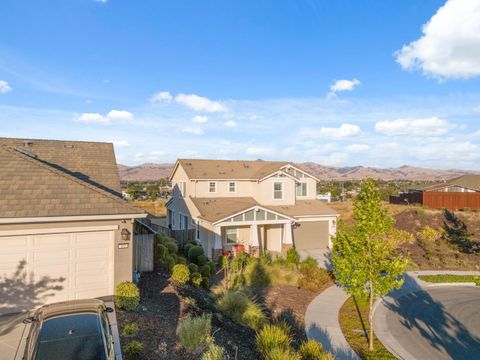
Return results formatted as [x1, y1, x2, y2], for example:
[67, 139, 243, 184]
[332, 178, 408, 351]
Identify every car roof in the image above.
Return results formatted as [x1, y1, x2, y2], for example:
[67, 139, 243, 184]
[34, 299, 105, 319]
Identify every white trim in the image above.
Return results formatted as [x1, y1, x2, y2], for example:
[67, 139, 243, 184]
[212, 205, 296, 225]
[217, 219, 290, 227]
[296, 181, 308, 197]
[280, 164, 320, 182]
[0, 225, 119, 237]
[0, 213, 147, 224]
[259, 170, 298, 183]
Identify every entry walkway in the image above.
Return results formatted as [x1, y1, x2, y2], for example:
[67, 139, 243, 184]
[305, 285, 359, 360]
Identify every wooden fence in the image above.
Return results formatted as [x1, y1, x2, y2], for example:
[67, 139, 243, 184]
[133, 234, 154, 272]
[172, 229, 196, 249]
[423, 192, 480, 210]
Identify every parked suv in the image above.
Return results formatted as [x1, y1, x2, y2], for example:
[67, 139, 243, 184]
[23, 299, 115, 360]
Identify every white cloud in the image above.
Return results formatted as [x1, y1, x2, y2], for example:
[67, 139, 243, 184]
[175, 93, 228, 113]
[246, 146, 275, 157]
[395, 0, 480, 80]
[181, 126, 204, 135]
[150, 91, 173, 103]
[224, 120, 236, 127]
[134, 152, 144, 159]
[95, 0, 108, 3]
[75, 109, 134, 124]
[76, 112, 108, 124]
[345, 144, 370, 153]
[327, 79, 360, 98]
[106, 110, 134, 121]
[110, 140, 130, 147]
[0, 80, 12, 94]
[375, 117, 455, 136]
[473, 106, 480, 113]
[192, 115, 208, 123]
[299, 124, 361, 139]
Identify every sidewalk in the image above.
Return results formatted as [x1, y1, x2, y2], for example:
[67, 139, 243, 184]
[304, 285, 359, 360]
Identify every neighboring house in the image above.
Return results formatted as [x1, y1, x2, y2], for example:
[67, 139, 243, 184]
[166, 159, 338, 260]
[390, 175, 480, 210]
[317, 192, 332, 203]
[0, 138, 147, 315]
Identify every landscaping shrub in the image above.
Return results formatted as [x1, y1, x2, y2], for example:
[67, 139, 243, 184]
[217, 289, 266, 330]
[201, 276, 210, 288]
[184, 241, 196, 255]
[299, 339, 323, 360]
[256, 323, 292, 359]
[245, 261, 271, 286]
[163, 254, 176, 271]
[188, 263, 199, 273]
[124, 340, 143, 356]
[200, 264, 212, 278]
[176, 256, 187, 265]
[297, 267, 331, 292]
[122, 323, 138, 336]
[158, 244, 168, 260]
[218, 255, 228, 268]
[166, 241, 179, 254]
[260, 252, 273, 265]
[172, 264, 190, 285]
[388, 229, 415, 247]
[201, 342, 225, 360]
[197, 254, 208, 266]
[115, 282, 139, 311]
[299, 257, 318, 271]
[188, 245, 205, 262]
[178, 314, 212, 353]
[232, 273, 246, 288]
[206, 261, 216, 275]
[285, 248, 300, 267]
[191, 272, 203, 287]
[265, 347, 301, 360]
[417, 226, 443, 243]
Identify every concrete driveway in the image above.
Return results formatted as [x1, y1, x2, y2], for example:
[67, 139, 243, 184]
[297, 248, 332, 269]
[376, 286, 480, 360]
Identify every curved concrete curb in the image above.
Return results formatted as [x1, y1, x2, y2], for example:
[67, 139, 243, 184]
[305, 285, 359, 360]
[373, 271, 480, 360]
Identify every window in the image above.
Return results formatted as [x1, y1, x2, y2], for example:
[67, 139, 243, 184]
[209, 182, 217, 193]
[225, 227, 238, 244]
[169, 210, 175, 227]
[183, 215, 189, 230]
[296, 182, 307, 197]
[229, 182, 236, 193]
[273, 182, 283, 200]
[196, 221, 200, 240]
[179, 181, 186, 197]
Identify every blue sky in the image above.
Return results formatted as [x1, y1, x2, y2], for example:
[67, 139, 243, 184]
[1, 0, 479, 169]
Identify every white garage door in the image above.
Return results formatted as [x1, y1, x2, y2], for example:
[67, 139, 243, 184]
[0, 230, 114, 315]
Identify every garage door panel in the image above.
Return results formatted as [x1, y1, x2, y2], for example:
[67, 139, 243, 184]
[294, 221, 329, 250]
[0, 230, 114, 315]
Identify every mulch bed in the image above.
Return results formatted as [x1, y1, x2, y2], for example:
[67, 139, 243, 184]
[117, 272, 326, 359]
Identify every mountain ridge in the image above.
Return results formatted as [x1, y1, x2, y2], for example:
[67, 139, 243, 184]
[118, 162, 476, 181]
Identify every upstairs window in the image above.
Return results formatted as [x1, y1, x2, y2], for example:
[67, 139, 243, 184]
[296, 182, 307, 197]
[273, 182, 283, 200]
[229, 182, 236, 193]
[209, 182, 217, 193]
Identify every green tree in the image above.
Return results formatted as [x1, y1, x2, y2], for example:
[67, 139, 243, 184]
[126, 184, 142, 200]
[332, 178, 408, 351]
[146, 184, 160, 200]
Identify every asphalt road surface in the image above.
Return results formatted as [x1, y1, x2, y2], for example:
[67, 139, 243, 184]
[382, 286, 480, 360]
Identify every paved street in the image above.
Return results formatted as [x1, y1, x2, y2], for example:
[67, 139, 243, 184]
[376, 286, 480, 360]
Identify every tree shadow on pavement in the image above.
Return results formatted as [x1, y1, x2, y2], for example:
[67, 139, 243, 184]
[307, 323, 359, 360]
[384, 285, 480, 359]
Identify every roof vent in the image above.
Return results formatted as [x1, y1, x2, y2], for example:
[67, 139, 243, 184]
[64, 144, 74, 149]
[14, 147, 37, 159]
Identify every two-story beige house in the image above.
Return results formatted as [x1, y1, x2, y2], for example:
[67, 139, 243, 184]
[166, 159, 338, 260]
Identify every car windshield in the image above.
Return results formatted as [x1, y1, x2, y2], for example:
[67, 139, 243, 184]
[35, 313, 107, 360]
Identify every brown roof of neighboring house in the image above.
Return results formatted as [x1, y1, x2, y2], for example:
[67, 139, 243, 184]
[0, 137, 122, 195]
[190, 197, 337, 223]
[0, 141, 144, 219]
[176, 159, 291, 180]
[422, 175, 480, 192]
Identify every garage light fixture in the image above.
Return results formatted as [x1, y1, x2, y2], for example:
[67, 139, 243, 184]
[121, 228, 131, 241]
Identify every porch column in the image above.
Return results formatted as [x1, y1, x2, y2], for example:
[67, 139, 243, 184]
[250, 224, 260, 257]
[212, 226, 223, 260]
[282, 222, 294, 255]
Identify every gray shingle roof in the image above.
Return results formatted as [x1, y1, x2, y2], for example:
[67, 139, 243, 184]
[0, 139, 144, 219]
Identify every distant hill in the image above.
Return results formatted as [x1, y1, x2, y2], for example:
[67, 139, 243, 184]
[118, 162, 474, 182]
